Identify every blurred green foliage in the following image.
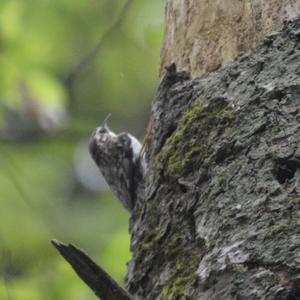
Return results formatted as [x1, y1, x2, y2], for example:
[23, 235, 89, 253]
[0, 0, 163, 299]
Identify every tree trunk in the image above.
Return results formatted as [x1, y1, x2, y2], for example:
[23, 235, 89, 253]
[127, 15, 300, 300]
[161, 0, 300, 78]
[53, 2, 300, 300]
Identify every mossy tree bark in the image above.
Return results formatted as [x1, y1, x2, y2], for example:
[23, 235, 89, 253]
[53, 3, 300, 300]
[127, 16, 300, 300]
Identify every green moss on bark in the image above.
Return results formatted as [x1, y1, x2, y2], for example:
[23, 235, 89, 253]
[138, 224, 201, 299]
[265, 224, 290, 238]
[161, 248, 199, 299]
[290, 196, 300, 206]
[162, 269, 198, 299]
[156, 99, 227, 178]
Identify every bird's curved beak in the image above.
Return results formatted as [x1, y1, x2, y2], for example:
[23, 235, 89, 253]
[101, 113, 111, 128]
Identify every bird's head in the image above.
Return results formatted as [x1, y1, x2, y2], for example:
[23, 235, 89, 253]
[89, 114, 118, 164]
[92, 113, 117, 142]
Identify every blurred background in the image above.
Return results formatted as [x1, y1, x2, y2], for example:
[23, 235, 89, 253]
[0, 0, 163, 299]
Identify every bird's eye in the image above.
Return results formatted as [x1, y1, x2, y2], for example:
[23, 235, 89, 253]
[98, 127, 106, 134]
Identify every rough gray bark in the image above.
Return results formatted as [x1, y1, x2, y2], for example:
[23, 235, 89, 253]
[127, 18, 300, 299]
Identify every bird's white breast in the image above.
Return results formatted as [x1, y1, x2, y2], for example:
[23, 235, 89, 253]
[128, 134, 142, 156]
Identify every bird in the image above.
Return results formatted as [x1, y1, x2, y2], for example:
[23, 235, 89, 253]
[89, 114, 145, 212]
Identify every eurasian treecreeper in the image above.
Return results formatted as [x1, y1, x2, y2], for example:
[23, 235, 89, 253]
[89, 114, 146, 212]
